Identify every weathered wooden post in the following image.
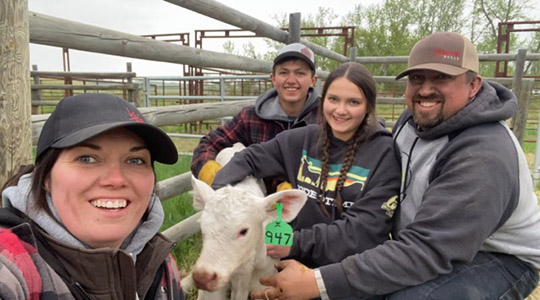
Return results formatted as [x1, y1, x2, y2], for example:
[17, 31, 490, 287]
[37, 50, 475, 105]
[287, 13, 301, 44]
[126, 62, 134, 105]
[0, 0, 33, 187]
[349, 47, 357, 62]
[31, 64, 41, 114]
[510, 49, 527, 144]
[513, 78, 534, 145]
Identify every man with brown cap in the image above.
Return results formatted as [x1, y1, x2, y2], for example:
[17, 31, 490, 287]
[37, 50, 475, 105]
[191, 43, 319, 191]
[250, 32, 540, 300]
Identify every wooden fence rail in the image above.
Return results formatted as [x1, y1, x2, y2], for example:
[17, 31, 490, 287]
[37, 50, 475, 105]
[164, 0, 349, 64]
[31, 71, 137, 79]
[30, 100, 255, 144]
[29, 12, 276, 75]
[30, 64, 141, 110]
[32, 84, 139, 90]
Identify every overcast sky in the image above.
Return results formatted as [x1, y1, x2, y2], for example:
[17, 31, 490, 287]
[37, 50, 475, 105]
[28, 0, 540, 76]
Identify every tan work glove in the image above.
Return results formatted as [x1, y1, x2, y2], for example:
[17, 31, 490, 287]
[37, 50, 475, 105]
[198, 160, 222, 186]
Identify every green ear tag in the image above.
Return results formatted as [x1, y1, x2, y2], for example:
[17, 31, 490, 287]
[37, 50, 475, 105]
[265, 202, 294, 246]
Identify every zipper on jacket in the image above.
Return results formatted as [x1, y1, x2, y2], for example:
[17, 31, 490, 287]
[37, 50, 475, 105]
[74, 282, 93, 300]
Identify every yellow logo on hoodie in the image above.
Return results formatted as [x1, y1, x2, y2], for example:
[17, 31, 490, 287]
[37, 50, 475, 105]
[297, 150, 369, 191]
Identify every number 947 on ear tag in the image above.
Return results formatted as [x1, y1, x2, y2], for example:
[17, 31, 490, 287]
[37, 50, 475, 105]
[265, 202, 293, 246]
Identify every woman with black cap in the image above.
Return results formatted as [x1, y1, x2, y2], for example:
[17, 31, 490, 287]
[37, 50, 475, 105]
[0, 93, 184, 299]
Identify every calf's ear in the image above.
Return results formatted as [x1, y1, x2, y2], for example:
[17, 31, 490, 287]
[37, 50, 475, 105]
[191, 175, 215, 210]
[263, 190, 307, 222]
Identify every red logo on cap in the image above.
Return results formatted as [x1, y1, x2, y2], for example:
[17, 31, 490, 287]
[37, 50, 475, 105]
[301, 47, 312, 59]
[434, 48, 460, 61]
[126, 107, 144, 123]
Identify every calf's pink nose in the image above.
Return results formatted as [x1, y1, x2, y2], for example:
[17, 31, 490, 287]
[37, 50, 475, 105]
[192, 270, 219, 291]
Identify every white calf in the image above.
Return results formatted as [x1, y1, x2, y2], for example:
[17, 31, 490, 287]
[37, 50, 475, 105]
[190, 144, 307, 300]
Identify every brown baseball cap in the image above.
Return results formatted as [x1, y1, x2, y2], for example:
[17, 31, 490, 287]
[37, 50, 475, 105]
[396, 32, 479, 79]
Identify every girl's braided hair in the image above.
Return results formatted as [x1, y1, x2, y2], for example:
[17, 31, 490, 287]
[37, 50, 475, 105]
[316, 62, 377, 218]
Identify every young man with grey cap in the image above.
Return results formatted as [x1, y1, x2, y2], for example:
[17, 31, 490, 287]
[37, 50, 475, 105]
[191, 43, 319, 190]
[250, 32, 540, 300]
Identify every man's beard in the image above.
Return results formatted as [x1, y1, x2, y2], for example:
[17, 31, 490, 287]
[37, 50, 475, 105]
[411, 98, 444, 130]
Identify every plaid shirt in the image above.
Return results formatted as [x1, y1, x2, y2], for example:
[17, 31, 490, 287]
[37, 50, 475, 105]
[191, 96, 319, 177]
[0, 225, 70, 299]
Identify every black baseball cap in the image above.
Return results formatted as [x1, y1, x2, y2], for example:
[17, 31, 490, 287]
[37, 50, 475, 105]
[36, 93, 178, 164]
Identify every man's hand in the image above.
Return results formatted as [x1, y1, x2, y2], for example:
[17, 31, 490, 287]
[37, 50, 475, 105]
[266, 245, 291, 260]
[250, 260, 320, 300]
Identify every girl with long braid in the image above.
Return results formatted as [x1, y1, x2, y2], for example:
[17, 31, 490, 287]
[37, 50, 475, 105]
[212, 62, 401, 269]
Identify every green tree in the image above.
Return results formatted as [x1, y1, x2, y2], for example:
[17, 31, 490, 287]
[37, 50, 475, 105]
[342, 0, 466, 76]
[413, 0, 465, 36]
[242, 42, 263, 60]
[470, 0, 538, 76]
[222, 40, 238, 56]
